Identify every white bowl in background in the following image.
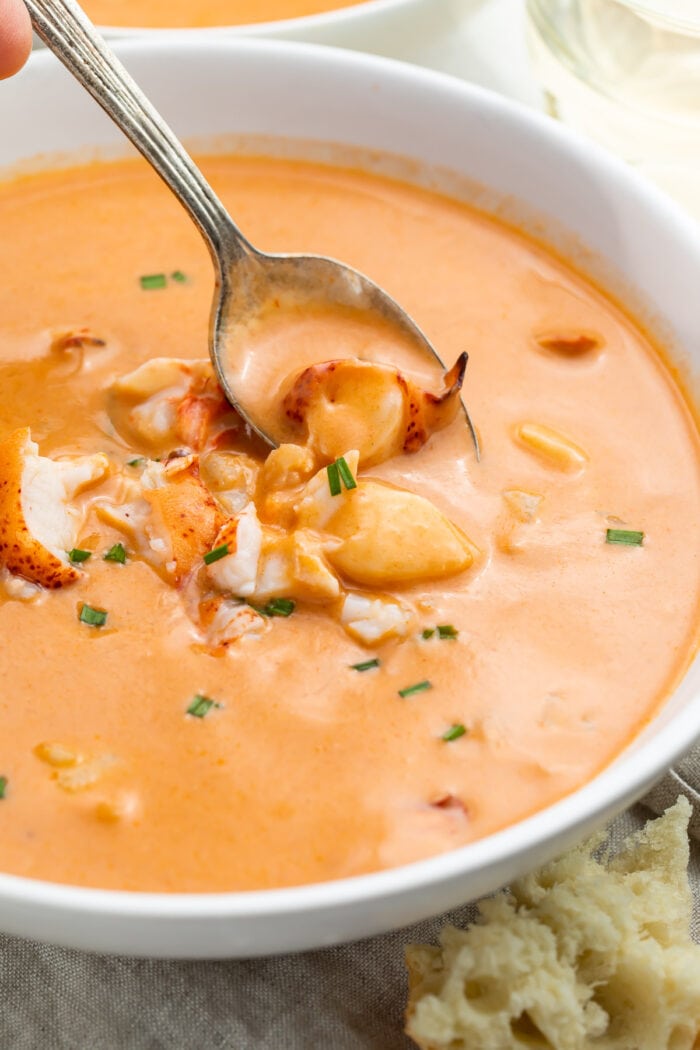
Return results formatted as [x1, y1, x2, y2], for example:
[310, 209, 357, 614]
[1, 39, 699, 958]
[87, 0, 472, 65]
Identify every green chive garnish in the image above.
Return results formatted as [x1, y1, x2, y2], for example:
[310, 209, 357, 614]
[68, 548, 91, 564]
[104, 543, 127, 564]
[79, 603, 107, 627]
[437, 624, 458, 640]
[351, 658, 380, 672]
[336, 456, 357, 491]
[170, 270, 187, 283]
[327, 456, 357, 496]
[0, 776, 7, 799]
[399, 680, 433, 698]
[139, 273, 167, 290]
[261, 598, 296, 617]
[127, 457, 145, 468]
[186, 694, 221, 718]
[327, 461, 341, 497]
[606, 528, 644, 546]
[441, 723, 467, 742]
[204, 544, 229, 565]
[422, 628, 435, 640]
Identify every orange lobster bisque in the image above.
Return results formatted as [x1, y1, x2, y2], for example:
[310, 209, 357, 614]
[81, 0, 366, 28]
[0, 155, 698, 893]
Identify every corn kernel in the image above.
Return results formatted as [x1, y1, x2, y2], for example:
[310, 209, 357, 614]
[56, 755, 116, 793]
[496, 526, 525, 556]
[34, 741, 79, 768]
[502, 489, 543, 522]
[514, 423, 587, 471]
[95, 792, 139, 822]
[95, 800, 121, 823]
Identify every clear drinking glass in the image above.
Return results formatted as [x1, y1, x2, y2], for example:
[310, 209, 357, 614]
[525, 0, 700, 218]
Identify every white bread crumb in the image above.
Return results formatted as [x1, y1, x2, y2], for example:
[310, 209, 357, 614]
[405, 798, 700, 1050]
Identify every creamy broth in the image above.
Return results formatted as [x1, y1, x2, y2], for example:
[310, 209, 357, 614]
[82, 0, 366, 28]
[0, 156, 698, 892]
[226, 301, 442, 448]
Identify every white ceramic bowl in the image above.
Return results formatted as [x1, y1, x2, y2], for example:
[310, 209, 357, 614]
[91, 0, 468, 65]
[1, 39, 699, 958]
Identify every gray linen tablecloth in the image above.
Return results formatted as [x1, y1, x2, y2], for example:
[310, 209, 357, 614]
[0, 747, 698, 1050]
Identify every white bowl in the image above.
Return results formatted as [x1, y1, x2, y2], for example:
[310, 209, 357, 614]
[1, 39, 699, 958]
[91, 0, 468, 65]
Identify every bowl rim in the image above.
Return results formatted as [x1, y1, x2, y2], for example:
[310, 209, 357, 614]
[92, 0, 429, 37]
[2, 36, 700, 925]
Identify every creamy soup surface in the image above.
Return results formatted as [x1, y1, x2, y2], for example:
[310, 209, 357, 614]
[82, 0, 365, 28]
[0, 156, 698, 893]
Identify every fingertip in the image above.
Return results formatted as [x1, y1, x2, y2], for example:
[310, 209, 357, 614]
[0, 0, 32, 80]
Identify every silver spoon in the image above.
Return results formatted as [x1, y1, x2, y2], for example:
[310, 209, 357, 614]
[27, 0, 479, 458]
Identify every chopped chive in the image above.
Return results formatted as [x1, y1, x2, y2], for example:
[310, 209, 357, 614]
[170, 270, 187, 283]
[127, 457, 145, 468]
[606, 528, 644, 547]
[139, 273, 167, 290]
[247, 598, 296, 618]
[327, 461, 341, 497]
[350, 658, 380, 672]
[437, 624, 459, 640]
[441, 723, 467, 742]
[68, 548, 91, 564]
[328, 457, 357, 496]
[399, 680, 433, 699]
[204, 543, 229, 565]
[422, 628, 435, 640]
[0, 776, 7, 799]
[336, 456, 357, 491]
[104, 543, 127, 564]
[262, 597, 296, 617]
[79, 603, 107, 628]
[186, 694, 221, 718]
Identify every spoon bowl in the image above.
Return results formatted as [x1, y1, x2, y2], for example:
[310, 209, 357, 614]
[26, 0, 479, 455]
[214, 246, 477, 448]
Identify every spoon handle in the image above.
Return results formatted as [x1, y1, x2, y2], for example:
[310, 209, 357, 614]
[25, 0, 252, 268]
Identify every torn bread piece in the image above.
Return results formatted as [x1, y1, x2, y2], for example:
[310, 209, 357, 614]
[282, 354, 467, 467]
[0, 427, 108, 588]
[405, 798, 700, 1050]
